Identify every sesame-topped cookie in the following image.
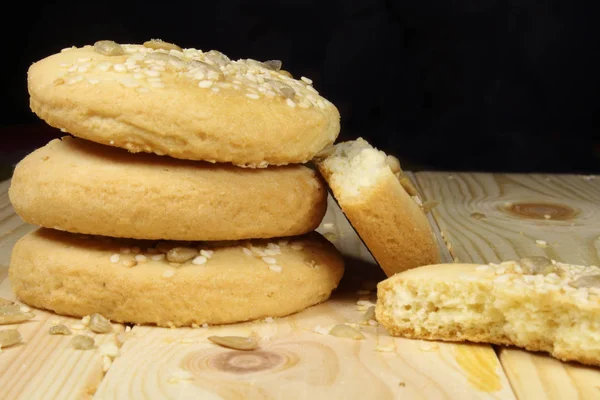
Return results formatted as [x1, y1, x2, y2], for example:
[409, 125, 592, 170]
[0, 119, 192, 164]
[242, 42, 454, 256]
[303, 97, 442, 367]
[9, 228, 345, 327]
[27, 39, 340, 166]
[9, 136, 327, 241]
[376, 257, 600, 366]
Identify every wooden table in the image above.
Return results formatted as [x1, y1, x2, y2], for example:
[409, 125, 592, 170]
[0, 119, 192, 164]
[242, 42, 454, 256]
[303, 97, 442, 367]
[1, 172, 599, 399]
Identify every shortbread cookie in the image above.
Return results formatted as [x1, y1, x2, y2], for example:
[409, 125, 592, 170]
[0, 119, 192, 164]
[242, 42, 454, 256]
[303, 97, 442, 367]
[376, 257, 600, 366]
[314, 138, 440, 276]
[9, 228, 345, 327]
[27, 39, 340, 166]
[9, 136, 327, 241]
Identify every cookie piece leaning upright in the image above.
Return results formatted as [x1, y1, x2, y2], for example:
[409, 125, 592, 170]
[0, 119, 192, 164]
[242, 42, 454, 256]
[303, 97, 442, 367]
[314, 138, 441, 277]
[9, 136, 327, 241]
[10, 229, 345, 327]
[27, 39, 340, 167]
[376, 257, 600, 367]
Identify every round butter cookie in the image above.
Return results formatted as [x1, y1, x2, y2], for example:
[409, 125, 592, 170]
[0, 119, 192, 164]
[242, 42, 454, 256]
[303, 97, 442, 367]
[9, 228, 345, 327]
[314, 138, 441, 277]
[9, 136, 327, 241]
[27, 39, 340, 167]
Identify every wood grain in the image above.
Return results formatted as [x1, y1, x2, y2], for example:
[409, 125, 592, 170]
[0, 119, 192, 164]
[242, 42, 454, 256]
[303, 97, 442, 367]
[415, 172, 600, 400]
[0, 180, 124, 400]
[96, 192, 516, 400]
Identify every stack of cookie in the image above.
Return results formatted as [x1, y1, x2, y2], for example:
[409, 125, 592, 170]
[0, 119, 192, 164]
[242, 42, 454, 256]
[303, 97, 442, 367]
[8, 39, 344, 327]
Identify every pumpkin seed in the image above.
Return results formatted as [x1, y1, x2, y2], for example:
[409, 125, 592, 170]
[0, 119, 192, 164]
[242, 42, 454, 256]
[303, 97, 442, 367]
[208, 335, 258, 351]
[570, 274, 600, 289]
[49, 324, 72, 335]
[143, 39, 182, 52]
[89, 313, 113, 334]
[329, 324, 365, 340]
[386, 155, 401, 174]
[71, 335, 95, 350]
[0, 305, 35, 325]
[94, 40, 124, 56]
[0, 298, 14, 307]
[0, 329, 22, 348]
[519, 257, 555, 275]
[263, 60, 282, 71]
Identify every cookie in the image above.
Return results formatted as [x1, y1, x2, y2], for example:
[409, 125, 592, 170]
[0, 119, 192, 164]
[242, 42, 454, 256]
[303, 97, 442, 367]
[9, 136, 327, 241]
[314, 138, 441, 277]
[376, 257, 600, 367]
[27, 40, 340, 167]
[9, 228, 345, 327]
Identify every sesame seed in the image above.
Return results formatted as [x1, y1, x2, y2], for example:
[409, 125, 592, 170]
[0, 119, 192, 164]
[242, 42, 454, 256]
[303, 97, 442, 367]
[536, 240, 548, 247]
[291, 243, 304, 250]
[262, 257, 277, 265]
[135, 255, 147, 262]
[67, 76, 83, 85]
[77, 57, 91, 63]
[97, 62, 111, 72]
[207, 71, 220, 80]
[150, 82, 165, 88]
[151, 254, 166, 261]
[202, 323, 209, 328]
[278, 239, 289, 246]
[246, 93, 260, 99]
[323, 223, 334, 229]
[242, 248, 253, 256]
[147, 77, 162, 83]
[162, 269, 175, 278]
[113, 64, 127, 73]
[60, 63, 71, 68]
[137, 87, 150, 93]
[192, 256, 207, 265]
[264, 317, 274, 323]
[120, 247, 131, 254]
[317, 99, 326, 109]
[121, 80, 139, 88]
[150, 65, 166, 72]
[133, 73, 145, 79]
[193, 71, 206, 80]
[200, 250, 214, 258]
[301, 76, 313, 84]
[20, 306, 31, 313]
[198, 80, 213, 88]
[77, 66, 88, 73]
[269, 265, 282, 272]
[211, 87, 220, 92]
[88, 79, 100, 85]
[306, 85, 318, 94]
[123, 260, 137, 268]
[67, 65, 78, 72]
[264, 249, 280, 256]
[299, 100, 311, 108]
[233, 85, 241, 90]
[144, 69, 161, 77]
[544, 214, 552, 219]
[110, 254, 120, 263]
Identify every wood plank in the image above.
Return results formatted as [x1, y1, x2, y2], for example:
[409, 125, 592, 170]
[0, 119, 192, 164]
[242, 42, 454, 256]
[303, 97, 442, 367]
[96, 193, 516, 400]
[0, 180, 124, 400]
[415, 172, 600, 400]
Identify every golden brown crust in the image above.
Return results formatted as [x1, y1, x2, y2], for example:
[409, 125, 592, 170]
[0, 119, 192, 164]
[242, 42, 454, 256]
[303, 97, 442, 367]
[375, 261, 600, 367]
[317, 164, 441, 277]
[9, 228, 345, 327]
[27, 45, 340, 166]
[9, 137, 327, 241]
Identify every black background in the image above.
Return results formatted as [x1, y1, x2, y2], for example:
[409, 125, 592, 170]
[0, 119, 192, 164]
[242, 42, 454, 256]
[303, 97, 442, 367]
[2, 1, 599, 176]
